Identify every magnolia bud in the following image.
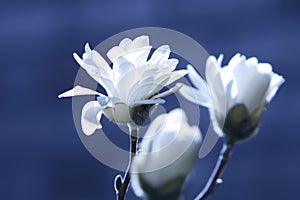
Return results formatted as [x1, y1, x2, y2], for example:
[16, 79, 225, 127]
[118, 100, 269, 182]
[131, 109, 201, 199]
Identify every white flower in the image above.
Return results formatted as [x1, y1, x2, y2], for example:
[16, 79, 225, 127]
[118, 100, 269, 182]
[58, 36, 187, 135]
[131, 108, 201, 199]
[179, 53, 285, 140]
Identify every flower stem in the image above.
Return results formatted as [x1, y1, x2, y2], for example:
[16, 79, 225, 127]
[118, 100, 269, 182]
[117, 124, 138, 200]
[194, 140, 235, 200]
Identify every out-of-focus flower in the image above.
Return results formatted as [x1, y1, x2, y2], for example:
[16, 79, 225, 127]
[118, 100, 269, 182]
[131, 108, 201, 199]
[58, 36, 187, 135]
[179, 53, 285, 141]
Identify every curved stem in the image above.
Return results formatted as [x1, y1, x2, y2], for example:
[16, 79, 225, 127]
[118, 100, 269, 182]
[194, 140, 235, 200]
[117, 124, 138, 200]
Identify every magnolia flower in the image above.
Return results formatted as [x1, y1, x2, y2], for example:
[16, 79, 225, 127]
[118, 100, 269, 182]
[58, 36, 187, 135]
[179, 53, 285, 141]
[131, 109, 201, 199]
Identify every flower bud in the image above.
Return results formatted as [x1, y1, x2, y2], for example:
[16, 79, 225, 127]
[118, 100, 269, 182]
[131, 109, 201, 199]
[179, 54, 285, 142]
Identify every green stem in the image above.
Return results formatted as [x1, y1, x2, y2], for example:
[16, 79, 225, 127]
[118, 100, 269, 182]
[117, 124, 138, 200]
[194, 140, 235, 200]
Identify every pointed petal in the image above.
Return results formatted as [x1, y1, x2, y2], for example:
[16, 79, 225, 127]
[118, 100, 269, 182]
[119, 38, 132, 51]
[179, 84, 211, 107]
[151, 83, 183, 99]
[97, 96, 112, 107]
[165, 69, 188, 86]
[148, 45, 171, 64]
[81, 101, 103, 136]
[265, 73, 285, 102]
[206, 56, 226, 115]
[158, 58, 179, 70]
[130, 99, 165, 107]
[130, 35, 150, 49]
[186, 64, 211, 103]
[58, 86, 102, 98]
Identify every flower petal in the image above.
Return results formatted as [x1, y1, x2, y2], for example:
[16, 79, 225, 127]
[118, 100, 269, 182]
[151, 83, 183, 99]
[206, 56, 226, 115]
[130, 99, 165, 107]
[165, 69, 188, 86]
[148, 45, 171, 65]
[265, 73, 285, 102]
[179, 84, 211, 107]
[58, 86, 103, 98]
[81, 101, 103, 136]
[231, 58, 271, 113]
[130, 35, 150, 50]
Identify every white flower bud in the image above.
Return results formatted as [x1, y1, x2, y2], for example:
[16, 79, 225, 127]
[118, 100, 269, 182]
[179, 53, 285, 142]
[131, 109, 202, 199]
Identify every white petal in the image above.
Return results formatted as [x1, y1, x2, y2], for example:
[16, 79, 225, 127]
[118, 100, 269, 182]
[107, 46, 125, 63]
[187, 65, 207, 89]
[130, 99, 165, 107]
[228, 53, 244, 67]
[158, 58, 179, 70]
[151, 83, 183, 99]
[205, 56, 226, 115]
[119, 38, 132, 51]
[148, 45, 171, 65]
[231, 59, 271, 113]
[165, 69, 188, 86]
[97, 96, 111, 107]
[73, 46, 114, 95]
[224, 80, 238, 110]
[123, 47, 152, 67]
[113, 56, 135, 80]
[130, 35, 150, 49]
[265, 73, 285, 102]
[81, 101, 103, 136]
[179, 84, 210, 107]
[58, 86, 102, 98]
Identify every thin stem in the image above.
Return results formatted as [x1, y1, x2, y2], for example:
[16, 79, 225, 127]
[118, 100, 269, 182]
[194, 140, 235, 200]
[117, 124, 138, 200]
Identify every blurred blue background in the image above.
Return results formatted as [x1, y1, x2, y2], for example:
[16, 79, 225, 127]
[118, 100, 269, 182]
[1, 0, 299, 199]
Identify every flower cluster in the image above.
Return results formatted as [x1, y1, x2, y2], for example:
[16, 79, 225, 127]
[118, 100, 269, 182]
[59, 35, 285, 200]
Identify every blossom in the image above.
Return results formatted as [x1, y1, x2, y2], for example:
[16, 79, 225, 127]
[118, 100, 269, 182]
[131, 108, 201, 199]
[58, 36, 187, 135]
[179, 53, 285, 141]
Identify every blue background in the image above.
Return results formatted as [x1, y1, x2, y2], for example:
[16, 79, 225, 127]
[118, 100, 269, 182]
[1, 0, 299, 199]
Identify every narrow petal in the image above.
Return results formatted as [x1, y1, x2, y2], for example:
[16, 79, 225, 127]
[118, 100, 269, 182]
[81, 101, 103, 136]
[179, 84, 211, 107]
[58, 86, 102, 98]
[73, 47, 114, 95]
[158, 58, 179, 70]
[148, 45, 171, 65]
[186, 64, 210, 104]
[97, 96, 112, 107]
[265, 73, 285, 102]
[206, 56, 226, 115]
[187, 65, 207, 89]
[130, 99, 165, 107]
[165, 69, 188, 86]
[151, 83, 183, 99]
